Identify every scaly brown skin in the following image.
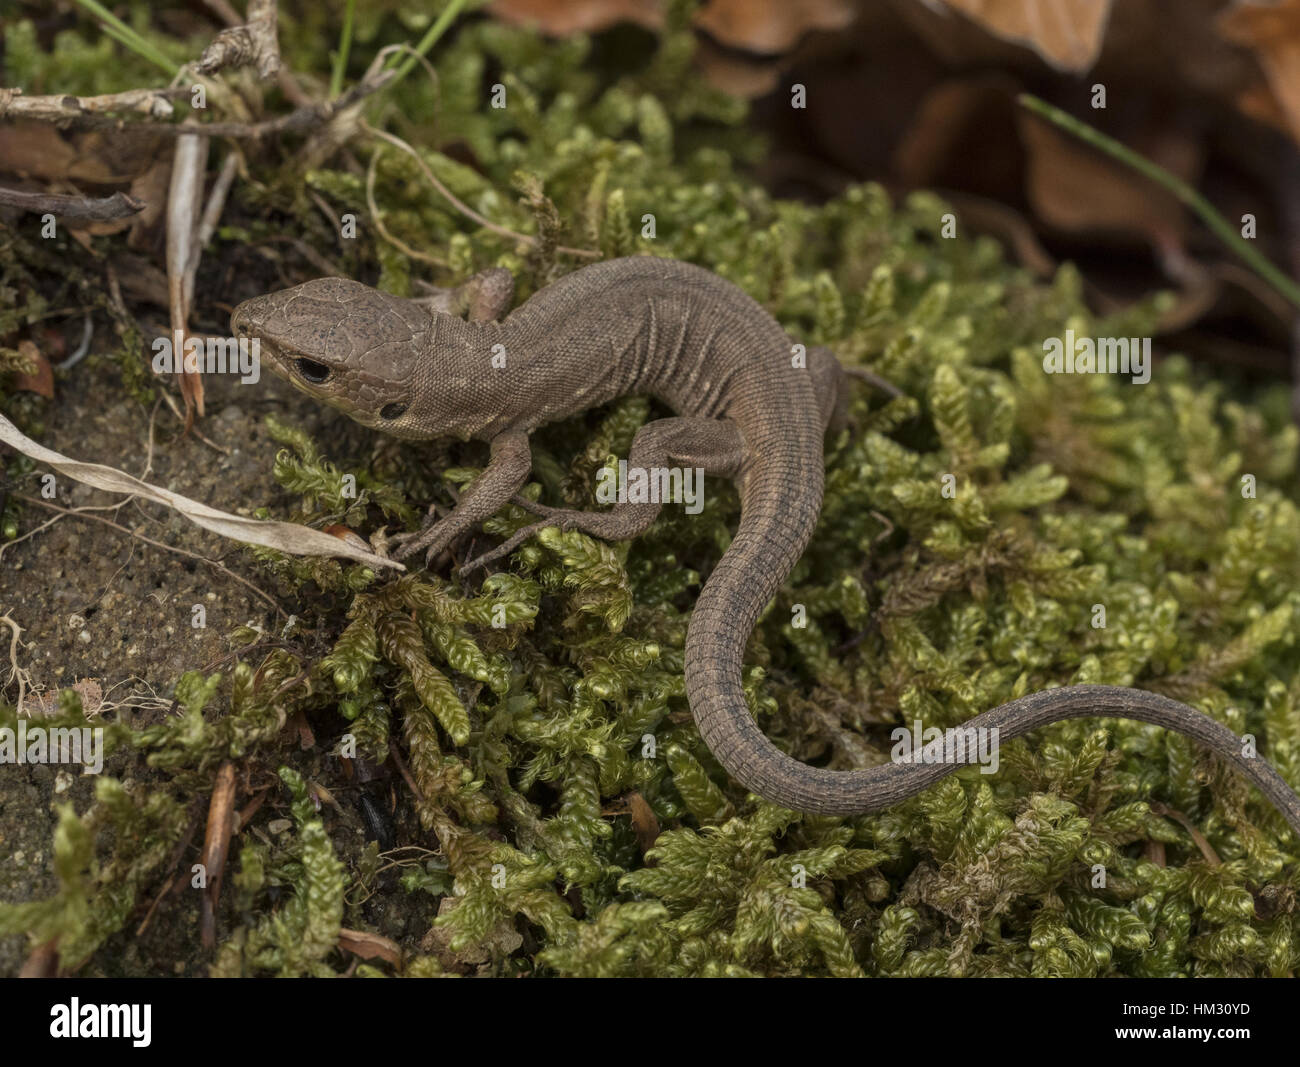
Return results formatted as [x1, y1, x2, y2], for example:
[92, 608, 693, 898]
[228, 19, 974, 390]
[232, 257, 1300, 837]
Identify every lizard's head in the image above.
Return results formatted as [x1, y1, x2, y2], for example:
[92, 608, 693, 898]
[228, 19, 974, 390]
[231, 278, 434, 438]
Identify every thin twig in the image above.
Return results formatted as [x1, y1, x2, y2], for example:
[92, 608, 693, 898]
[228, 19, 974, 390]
[0, 187, 144, 221]
[167, 131, 210, 422]
[194, 152, 241, 253]
[54, 312, 95, 371]
[388, 738, 428, 809]
[365, 123, 599, 259]
[0, 615, 34, 717]
[197, 0, 281, 79]
[10, 74, 394, 139]
[155, 383, 231, 454]
[254, 234, 346, 277]
[136, 798, 205, 937]
[1148, 801, 1221, 866]
[0, 86, 182, 121]
[366, 147, 447, 268]
[201, 0, 309, 108]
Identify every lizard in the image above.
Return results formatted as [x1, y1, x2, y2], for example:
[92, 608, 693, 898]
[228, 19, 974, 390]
[231, 255, 1300, 838]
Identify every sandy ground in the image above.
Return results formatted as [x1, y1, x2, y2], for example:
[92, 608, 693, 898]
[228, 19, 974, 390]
[0, 352, 405, 975]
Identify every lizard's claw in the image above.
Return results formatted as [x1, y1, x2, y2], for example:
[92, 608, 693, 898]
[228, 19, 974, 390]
[459, 521, 555, 575]
[390, 523, 458, 565]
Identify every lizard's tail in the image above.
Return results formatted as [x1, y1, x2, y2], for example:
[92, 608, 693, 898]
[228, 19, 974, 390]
[685, 469, 1300, 838]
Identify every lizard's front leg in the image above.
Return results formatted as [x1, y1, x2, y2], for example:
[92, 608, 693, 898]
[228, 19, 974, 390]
[462, 416, 747, 572]
[392, 428, 532, 564]
[412, 267, 515, 322]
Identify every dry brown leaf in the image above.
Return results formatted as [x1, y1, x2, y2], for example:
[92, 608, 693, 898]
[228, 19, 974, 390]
[1016, 108, 1198, 247]
[696, 0, 856, 53]
[11, 340, 53, 399]
[128, 159, 174, 251]
[0, 124, 81, 182]
[338, 928, 403, 968]
[625, 790, 661, 853]
[0, 123, 166, 185]
[422, 896, 523, 969]
[0, 122, 168, 240]
[488, 0, 661, 35]
[692, 41, 784, 96]
[28, 678, 104, 719]
[936, 0, 1114, 71]
[1218, 0, 1300, 145]
[113, 254, 170, 308]
[322, 523, 375, 557]
[490, 0, 856, 97]
[891, 75, 1024, 194]
[1234, 81, 1294, 135]
[0, 413, 404, 571]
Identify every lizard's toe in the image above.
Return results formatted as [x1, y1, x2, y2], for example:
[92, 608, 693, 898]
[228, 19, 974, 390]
[390, 535, 422, 562]
[460, 521, 552, 574]
[509, 494, 565, 520]
[391, 520, 462, 563]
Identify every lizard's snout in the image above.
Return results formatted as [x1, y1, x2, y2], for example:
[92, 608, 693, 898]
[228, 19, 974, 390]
[230, 293, 281, 341]
[230, 301, 257, 339]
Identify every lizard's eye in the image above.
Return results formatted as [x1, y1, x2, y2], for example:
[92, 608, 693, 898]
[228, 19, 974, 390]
[380, 402, 407, 420]
[294, 357, 331, 384]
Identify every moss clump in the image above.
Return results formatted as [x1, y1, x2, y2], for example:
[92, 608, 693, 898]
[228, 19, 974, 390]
[2, 2, 1298, 977]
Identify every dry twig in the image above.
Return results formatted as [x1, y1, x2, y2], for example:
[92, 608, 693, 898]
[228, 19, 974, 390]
[198, 0, 281, 79]
[200, 762, 239, 948]
[0, 86, 183, 121]
[0, 187, 144, 221]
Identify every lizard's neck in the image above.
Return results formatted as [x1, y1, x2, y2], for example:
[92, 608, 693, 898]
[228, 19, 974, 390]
[407, 316, 514, 440]
[414, 299, 647, 440]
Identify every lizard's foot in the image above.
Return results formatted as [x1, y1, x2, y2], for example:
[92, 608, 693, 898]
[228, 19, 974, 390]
[459, 520, 558, 575]
[391, 519, 464, 566]
[459, 498, 641, 574]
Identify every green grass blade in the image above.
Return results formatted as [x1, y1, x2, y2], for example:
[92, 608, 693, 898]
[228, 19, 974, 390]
[1018, 93, 1300, 311]
[72, 0, 179, 77]
[388, 0, 472, 89]
[330, 0, 357, 99]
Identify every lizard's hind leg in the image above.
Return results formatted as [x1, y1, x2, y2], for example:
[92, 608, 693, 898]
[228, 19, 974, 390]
[808, 345, 850, 433]
[807, 345, 902, 434]
[462, 416, 746, 573]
